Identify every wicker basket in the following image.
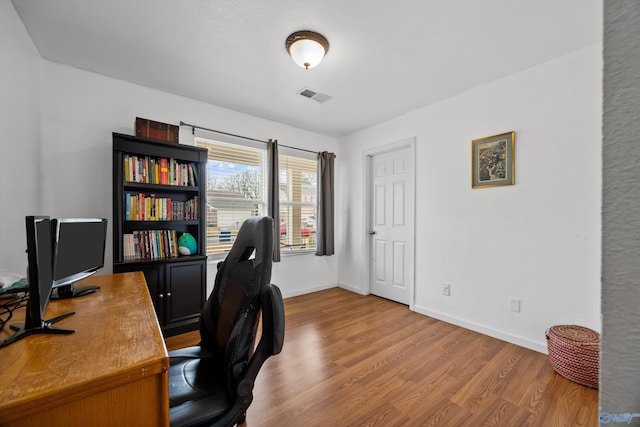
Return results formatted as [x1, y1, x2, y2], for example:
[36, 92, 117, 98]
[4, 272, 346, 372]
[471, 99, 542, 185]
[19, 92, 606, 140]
[546, 325, 599, 389]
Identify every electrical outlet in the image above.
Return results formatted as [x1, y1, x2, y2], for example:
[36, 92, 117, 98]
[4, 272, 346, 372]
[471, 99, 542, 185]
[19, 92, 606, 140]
[509, 298, 521, 312]
[441, 283, 450, 296]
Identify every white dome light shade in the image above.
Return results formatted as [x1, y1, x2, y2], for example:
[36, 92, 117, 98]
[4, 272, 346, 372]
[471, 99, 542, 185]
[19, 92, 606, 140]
[289, 39, 325, 69]
[285, 31, 329, 70]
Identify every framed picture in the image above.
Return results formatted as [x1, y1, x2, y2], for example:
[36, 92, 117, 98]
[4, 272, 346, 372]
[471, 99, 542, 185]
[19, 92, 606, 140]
[471, 131, 515, 188]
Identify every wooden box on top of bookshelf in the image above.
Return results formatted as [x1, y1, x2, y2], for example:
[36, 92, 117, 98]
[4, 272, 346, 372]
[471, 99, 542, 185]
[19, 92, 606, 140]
[135, 117, 179, 144]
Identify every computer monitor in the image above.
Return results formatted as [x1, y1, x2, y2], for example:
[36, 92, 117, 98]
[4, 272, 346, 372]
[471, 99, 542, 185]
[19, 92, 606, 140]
[51, 218, 108, 299]
[0, 216, 75, 348]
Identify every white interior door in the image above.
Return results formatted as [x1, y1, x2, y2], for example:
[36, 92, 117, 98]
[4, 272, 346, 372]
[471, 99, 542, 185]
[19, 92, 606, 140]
[368, 145, 414, 305]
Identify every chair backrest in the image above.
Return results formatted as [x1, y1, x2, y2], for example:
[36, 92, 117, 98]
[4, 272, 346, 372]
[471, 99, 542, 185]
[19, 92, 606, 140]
[198, 216, 274, 392]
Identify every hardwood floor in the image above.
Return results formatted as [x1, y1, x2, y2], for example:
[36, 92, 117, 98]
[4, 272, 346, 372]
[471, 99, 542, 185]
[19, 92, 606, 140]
[165, 288, 599, 426]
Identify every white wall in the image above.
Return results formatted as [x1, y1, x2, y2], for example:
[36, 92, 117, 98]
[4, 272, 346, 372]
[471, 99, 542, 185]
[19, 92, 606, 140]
[337, 44, 602, 353]
[35, 60, 338, 298]
[0, 1, 42, 274]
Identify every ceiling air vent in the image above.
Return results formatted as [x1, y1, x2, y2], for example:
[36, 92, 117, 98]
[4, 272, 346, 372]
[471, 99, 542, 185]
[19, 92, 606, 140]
[297, 87, 331, 103]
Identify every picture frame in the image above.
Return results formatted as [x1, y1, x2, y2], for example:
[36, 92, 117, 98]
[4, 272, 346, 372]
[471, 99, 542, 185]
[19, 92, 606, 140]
[471, 131, 515, 188]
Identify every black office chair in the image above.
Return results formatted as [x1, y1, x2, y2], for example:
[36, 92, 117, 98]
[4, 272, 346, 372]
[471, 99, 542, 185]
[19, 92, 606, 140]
[169, 216, 285, 427]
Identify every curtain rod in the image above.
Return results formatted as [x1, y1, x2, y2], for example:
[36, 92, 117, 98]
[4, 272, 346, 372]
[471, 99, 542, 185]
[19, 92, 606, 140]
[180, 121, 319, 155]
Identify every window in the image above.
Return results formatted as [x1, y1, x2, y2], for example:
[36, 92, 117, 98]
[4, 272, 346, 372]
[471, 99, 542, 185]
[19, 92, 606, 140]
[196, 138, 317, 257]
[279, 152, 317, 252]
[196, 138, 266, 256]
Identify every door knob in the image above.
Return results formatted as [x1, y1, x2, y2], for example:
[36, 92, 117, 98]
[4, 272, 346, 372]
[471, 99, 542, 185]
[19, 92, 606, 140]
[368, 230, 376, 235]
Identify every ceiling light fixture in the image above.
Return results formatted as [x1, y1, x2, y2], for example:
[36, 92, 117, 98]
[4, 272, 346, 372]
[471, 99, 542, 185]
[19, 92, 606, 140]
[285, 31, 329, 70]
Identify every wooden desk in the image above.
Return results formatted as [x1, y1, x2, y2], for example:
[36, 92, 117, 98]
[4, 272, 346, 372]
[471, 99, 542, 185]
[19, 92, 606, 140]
[0, 272, 169, 427]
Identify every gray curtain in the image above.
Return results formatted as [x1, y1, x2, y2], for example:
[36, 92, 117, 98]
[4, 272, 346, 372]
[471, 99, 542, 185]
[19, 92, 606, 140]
[316, 151, 336, 256]
[267, 139, 281, 262]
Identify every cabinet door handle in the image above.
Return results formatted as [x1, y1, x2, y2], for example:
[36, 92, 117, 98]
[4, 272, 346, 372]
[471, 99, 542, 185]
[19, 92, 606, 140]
[166, 292, 171, 297]
[159, 293, 164, 299]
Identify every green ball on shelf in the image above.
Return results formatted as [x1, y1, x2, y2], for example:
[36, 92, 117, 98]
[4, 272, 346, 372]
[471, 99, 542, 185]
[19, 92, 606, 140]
[178, 232, 197, 256]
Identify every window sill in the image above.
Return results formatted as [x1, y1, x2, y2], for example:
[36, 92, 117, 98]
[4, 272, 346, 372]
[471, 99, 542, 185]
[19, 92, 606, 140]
[280, 249, 316, 257]
[205, 248, 316, 264]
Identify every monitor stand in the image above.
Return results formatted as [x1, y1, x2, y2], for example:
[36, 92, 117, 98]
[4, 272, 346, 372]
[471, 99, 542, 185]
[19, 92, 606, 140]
[51, 283, 100, 299]
[1, 311, 75, 348]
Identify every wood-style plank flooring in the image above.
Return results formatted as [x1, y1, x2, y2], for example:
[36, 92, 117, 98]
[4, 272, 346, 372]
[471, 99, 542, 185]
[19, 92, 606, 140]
[165, 288, 598, 426]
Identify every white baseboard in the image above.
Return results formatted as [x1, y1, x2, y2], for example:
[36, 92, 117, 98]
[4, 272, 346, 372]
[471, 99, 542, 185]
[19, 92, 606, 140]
[337, 282, 368, 295]
[413, 304, 548, 354]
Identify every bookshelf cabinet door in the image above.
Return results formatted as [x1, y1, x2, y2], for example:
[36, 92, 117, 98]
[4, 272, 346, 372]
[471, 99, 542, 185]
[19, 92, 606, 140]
[137, 265, 164, 321]
[164, 260, 206, 336]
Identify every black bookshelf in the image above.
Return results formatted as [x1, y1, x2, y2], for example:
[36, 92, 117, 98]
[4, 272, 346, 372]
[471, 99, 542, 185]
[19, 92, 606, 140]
[112, 133, 207, 336]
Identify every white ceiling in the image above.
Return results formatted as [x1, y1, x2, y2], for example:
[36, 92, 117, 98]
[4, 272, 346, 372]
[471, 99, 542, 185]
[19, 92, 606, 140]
[12, 0, 602, 137]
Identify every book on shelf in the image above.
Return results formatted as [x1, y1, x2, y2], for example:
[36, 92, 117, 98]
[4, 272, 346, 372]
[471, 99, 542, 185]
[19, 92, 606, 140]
[123, 154, 197, 186]
[122, 229, 181, 261]
[124, 193, 198, 221]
